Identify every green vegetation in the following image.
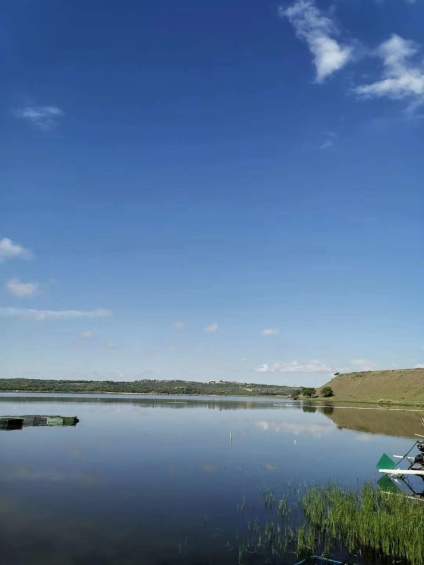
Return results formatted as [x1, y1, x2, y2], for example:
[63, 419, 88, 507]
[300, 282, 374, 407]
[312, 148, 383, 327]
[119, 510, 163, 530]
[0, 378, 298, 397]
[239, 494, 293, 564]
[320, 368, 424, 403]
[303, 485, 424, 564]
[320, 386, 333, 398]
[239, 485, 424, 564]
[291, 387, 317, 400]
[301, 387, 316, 398]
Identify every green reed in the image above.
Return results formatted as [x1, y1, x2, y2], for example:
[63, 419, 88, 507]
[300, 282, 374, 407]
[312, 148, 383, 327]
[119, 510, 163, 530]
[238, 485, 424, 564]
[302, 484, 424, 564]
[238, 495, 293, 564]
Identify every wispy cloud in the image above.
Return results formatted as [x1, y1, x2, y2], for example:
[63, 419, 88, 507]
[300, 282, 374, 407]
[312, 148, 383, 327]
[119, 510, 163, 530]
[281, 0, 353, 82]
[262, 328, 279, 336]
[6, 279, 38, 298]
[174, 321, 185, 331]
[204, 322, 219, 334]
[348, 358, 377, 372]
[320, 130, 337, 150]
[80, 330, 96, 339]
[15, 105, 64, 130]
[356, 34, 424, 107]
[0, 238, 32, 263]
[256, 360, 332, 373]
[0, 307, 112, 321]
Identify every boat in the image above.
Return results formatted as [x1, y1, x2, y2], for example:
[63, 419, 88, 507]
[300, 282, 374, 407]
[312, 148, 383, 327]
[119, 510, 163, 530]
[377, 433, 424, 498]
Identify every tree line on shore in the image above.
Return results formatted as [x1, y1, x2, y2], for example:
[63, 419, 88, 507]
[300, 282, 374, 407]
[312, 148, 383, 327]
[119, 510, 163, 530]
[291, 386, 334, 399]
[0, 378, 299, 396]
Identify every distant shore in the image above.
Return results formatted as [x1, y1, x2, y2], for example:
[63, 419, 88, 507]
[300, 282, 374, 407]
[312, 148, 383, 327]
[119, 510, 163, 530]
[0, 378, 297, 397]
[306, 397, 424, 409]
[1, 387, 424, 410]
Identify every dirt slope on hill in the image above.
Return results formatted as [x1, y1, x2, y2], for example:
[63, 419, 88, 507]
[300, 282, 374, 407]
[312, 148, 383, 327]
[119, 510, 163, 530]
[322, 369, 424, 403]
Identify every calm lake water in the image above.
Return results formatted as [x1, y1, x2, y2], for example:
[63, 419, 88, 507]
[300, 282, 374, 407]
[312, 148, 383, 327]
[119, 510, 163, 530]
[0, 393, 422, 565]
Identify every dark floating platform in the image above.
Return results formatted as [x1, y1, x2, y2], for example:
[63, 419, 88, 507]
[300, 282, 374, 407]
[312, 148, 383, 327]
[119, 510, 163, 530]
[0, 415, 79, 430]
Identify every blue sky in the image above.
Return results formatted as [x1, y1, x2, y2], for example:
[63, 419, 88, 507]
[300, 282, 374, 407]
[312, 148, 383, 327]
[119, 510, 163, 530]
[1, 0, 423, 385]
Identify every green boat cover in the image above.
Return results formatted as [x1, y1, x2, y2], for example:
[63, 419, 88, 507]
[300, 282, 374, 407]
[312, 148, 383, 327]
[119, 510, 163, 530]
[377, 453, 396, 470]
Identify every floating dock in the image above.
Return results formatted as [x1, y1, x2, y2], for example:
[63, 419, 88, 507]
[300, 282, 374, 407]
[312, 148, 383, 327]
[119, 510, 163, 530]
[0, 415, 79, 430]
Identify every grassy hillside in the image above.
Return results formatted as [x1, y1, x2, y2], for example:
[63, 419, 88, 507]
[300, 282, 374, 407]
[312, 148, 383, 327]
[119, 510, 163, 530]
[322, 368, 424, 403]
[0, 378, 297, 397]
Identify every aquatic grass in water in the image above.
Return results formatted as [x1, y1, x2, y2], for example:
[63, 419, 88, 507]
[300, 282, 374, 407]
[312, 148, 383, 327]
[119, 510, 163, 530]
[238, 495, 294, 564]
[264, 490, 277, 510]
[303, 484, 424, 564]
[239, 485, 424, 564]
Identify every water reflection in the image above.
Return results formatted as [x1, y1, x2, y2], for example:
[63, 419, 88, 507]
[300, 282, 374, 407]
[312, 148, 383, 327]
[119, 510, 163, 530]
[0, 393, 422, 564]
[0, 393, 295, 411]
[301, 404, 317, 413]
[256, 419, 333, 437]
[317, 404, 424, 438]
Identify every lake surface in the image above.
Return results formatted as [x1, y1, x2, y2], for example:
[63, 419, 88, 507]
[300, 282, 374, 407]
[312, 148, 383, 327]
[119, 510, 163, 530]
[0, 393, 422, 565]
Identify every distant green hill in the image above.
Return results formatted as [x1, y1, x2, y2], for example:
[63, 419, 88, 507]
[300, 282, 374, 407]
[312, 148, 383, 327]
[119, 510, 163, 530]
[321, 368, 424, 403]
[0, 378, 297, 397]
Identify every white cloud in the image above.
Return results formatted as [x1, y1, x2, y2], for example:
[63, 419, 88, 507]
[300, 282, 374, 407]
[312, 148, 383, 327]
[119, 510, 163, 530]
[6, 279, 38, 298]
[256, 360, 332, 373]
[0, 307, 112, 321]
[320, 130, 337, 150]
[262, 328, 279, 336]
[281, 0, 353, 82]
[356, 34, 424, 106]
[80, 330, 96, 339]
[204, 322, 219, 334]
[15, 105, 64, 130]
[348, 358, 377, 371]
[174, 321, 185, 331]
[0, 238, 32, 263]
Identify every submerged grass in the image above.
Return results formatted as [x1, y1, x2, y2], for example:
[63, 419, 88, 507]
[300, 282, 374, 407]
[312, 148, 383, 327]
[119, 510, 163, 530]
[238, 495, 294, 564]
[303, 484, 424, 564]
[238, 485, 424, 564]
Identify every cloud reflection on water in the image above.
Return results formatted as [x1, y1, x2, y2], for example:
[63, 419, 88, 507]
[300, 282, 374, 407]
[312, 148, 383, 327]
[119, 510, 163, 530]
[256, 419, 334, 437]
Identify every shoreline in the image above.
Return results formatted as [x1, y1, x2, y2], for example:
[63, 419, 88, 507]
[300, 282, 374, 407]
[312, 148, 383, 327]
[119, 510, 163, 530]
[304, 397, 424, 409]
[0, 389, 424, 410]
